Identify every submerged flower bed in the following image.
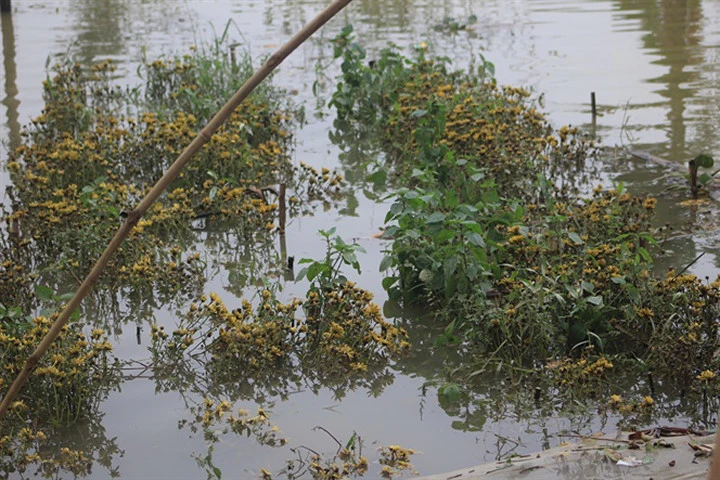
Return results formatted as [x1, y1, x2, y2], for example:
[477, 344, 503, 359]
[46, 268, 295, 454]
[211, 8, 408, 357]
[5, 53, 343, 288]
[329, 27, 720, 423]
[0, 39, 351, 477]
[0, 315, 121, 476]
[4, 21, 720, 478]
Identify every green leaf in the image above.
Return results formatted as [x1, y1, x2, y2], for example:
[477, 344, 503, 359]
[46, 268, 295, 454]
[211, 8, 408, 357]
[379, 255, 394, 272]
[367, 169, 387, 185]
[319, 226, 336, 237]
[444, 256, 459, 277]
[382, 276, 398, 290]
[56, 292, 75, 302]
[438, 383, 462, 402]
[342, 251, 358, 265]
[346, 432, 357, 450]
[34, 285, 54, 302]
[568, 231, 584, 245]
[382, 226, 399, 238]
[581, 281, 595, 293]
[465, 231, 486, 247]
[350, 244, 367, 254]
[444, 319, 456, 336]
[105, 205, 120, 218]
[419, 269, 434, 283]
[306, 262, 328, 281]
[587, 295, 604, 306]
[694, 154, 714, 169]
[295, 267, 309, 282]
[436, 229, 456, 243]
[411, 108, 427, 118]
[425, 212, 446, 224]
[638, 247, 652, 263]
[611, 276, 626, 285]
[404, 190, 420, 199]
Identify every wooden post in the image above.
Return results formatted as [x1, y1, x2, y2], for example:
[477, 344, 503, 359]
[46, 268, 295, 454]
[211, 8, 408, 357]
[0, 0, 10, 14]
[278, 183, 287, 235]
[590, 92, 597, 131]
[689, 158, 698, 199]
[278, 183, 294, 281]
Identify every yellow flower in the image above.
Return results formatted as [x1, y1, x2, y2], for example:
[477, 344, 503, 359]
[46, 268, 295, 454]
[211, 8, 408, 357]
[697, 370, 717, 382]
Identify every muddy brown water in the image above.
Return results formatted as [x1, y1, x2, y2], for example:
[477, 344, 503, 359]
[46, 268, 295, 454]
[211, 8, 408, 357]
[1, 0, 720, 478]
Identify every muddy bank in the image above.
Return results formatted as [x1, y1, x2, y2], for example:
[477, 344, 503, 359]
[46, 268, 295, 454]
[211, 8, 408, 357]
[417, 432, 714, 480]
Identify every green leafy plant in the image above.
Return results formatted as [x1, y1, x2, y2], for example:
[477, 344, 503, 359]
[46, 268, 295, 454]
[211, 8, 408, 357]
[295, 227, 366, 291]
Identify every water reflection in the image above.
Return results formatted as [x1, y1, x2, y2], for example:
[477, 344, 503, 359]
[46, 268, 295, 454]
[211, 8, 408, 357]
[614, 0, 704, 162]
[1, 10, 19, 152]
[66, 0, 184, 63]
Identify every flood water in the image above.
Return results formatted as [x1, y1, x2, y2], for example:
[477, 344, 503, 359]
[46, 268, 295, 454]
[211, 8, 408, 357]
[2, 0, 720, 478]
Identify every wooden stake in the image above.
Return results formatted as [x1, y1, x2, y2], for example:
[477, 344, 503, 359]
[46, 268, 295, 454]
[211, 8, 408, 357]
[278, 182, 287, 235]
[0, 0, 355, 422]
[0, 0, 10, 14]
[689, 158, 699, 199]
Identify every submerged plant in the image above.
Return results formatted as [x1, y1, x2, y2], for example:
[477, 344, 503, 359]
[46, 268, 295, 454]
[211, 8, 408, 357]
[327, 31, 720, 413]
[0, 312, 121, 477]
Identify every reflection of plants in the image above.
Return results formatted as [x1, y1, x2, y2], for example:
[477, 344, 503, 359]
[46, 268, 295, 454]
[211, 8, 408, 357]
[275, 430, 415, 480]
[183, 398, 286, 480]
[183, 398, 286, 446]
[432, 15, 478, 34]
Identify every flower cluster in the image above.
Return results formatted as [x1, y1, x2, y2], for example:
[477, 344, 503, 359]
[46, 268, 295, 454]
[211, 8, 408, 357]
[0, 314, 120, 476]
[151, 284, 409, 401]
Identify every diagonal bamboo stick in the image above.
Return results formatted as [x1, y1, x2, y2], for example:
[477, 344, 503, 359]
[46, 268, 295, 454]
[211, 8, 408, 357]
[0, 0, 354, 422]
[708, 426, 720, 479]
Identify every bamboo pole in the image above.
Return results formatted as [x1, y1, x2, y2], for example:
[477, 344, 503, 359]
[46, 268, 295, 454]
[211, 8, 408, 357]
[709, 426, 720, 480]
[0, 0, 355, 422]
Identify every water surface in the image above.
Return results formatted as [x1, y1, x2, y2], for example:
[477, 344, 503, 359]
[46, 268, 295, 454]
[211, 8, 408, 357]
[2, 0, 720, 477]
